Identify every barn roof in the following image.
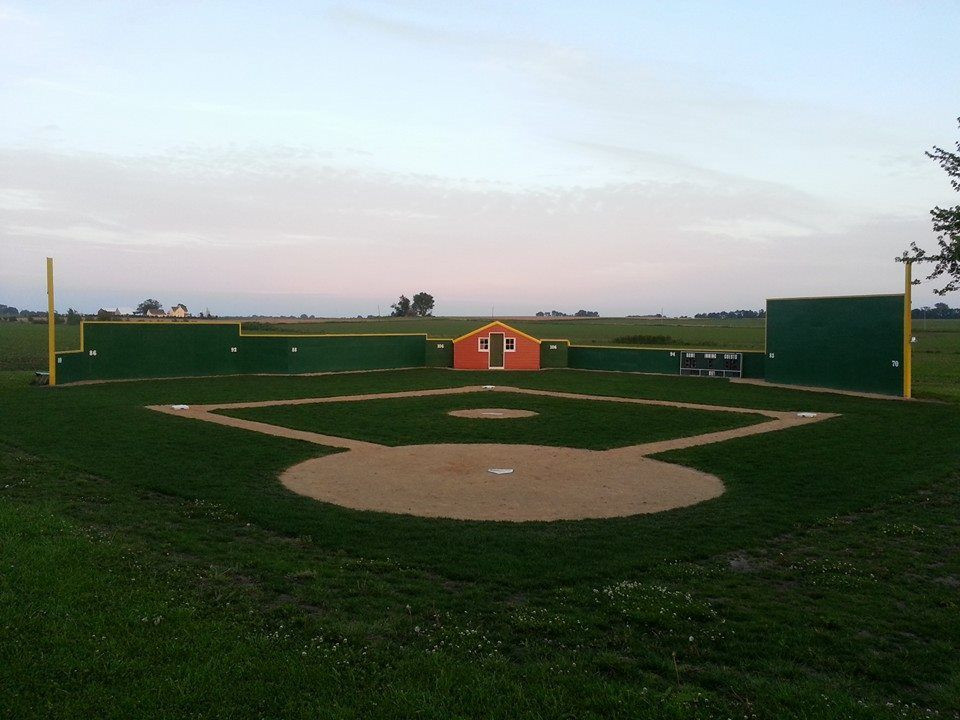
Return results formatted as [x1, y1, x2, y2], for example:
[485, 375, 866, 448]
[452, 321, 541, 345]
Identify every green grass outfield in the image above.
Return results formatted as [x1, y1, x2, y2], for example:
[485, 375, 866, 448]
[2, 367, 960, 718]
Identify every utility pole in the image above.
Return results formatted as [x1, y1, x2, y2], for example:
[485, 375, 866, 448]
[46, 257, 56, 386]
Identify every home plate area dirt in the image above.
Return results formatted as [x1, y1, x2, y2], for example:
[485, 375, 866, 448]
[149, 386, 836, 522]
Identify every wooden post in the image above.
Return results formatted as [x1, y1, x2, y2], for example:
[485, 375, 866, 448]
[47, 257, 56, 386]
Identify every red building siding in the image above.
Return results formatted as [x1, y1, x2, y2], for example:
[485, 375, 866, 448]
[452, 322, 540, 370]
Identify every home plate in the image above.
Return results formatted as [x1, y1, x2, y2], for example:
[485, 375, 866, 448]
[487, 468, 514, 475]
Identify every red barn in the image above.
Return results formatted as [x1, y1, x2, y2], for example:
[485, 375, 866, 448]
[452, 321, 540, 370]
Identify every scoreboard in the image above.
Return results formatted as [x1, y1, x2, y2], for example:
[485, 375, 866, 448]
[678, 351, 742, 378]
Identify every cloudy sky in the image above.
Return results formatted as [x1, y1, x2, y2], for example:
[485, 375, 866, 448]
[2, 1, 958, 316]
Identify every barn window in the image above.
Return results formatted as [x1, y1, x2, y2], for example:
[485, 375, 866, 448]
[505, 338, 516, 352]
[479, 337, 489, 351]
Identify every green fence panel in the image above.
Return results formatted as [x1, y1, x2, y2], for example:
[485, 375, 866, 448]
[765, 295, 904, 395]
[424, 338, 454, 367]
[55, 352, 92, 384]
[567, 346, 680, 374]
[741, 351, 766, 379]
[237, 336, 290, 374]
[539, 340, 569, 368]
[73, 323, 242, 380]
[280, 334, 425, 373]
[55, 323, 427, 382]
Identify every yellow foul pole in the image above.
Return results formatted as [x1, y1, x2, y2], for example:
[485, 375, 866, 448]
[46, 257, 56, 386]
[903, 261, 912, 398]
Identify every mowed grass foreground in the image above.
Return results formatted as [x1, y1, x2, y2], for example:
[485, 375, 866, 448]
[2, 368, 960, 719]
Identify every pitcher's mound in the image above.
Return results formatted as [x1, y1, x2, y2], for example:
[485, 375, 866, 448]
[280, 443, 723, 522]
[448, 408, 538, 419]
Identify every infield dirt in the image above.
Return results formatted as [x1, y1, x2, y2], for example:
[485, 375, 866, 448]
[149, 386, 836, 521]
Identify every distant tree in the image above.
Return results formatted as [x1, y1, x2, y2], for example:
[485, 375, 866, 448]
[0, 304, 18, 316]
[899, 118, 960, 295]
[66, 308, 82, 324]
[912, 302, 960, 319]
[411, 292, 435, 317]
[390, 295, 412, 317]
[135, 298, 162, 316]
[574, 309, 599, 317]
[693, 309, 764, 320]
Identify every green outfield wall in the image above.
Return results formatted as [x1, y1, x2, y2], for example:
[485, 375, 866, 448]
[53, 298, 902, 396]
[539, 340, 569, 368]
[424, 338, 454, 367]
[55, 323, 426, 383]
[765, 295, 905, 396]
[567, 346, 677, 374]
[566, 346, 765, 378]
[741, 352, 766, 379]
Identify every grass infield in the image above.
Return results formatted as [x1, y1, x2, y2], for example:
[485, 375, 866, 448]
[1, 367, 959, 718]
[215, 390, 767, 449]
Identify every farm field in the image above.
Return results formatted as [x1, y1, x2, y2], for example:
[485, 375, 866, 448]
[0, 322, 80, 371]
[2, 366, 960, 718]
[245, 316, 769, 350]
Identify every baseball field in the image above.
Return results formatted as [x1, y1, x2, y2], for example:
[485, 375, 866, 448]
[2, 318, 960, 718]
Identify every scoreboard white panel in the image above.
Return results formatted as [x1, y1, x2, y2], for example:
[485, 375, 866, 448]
[679, 351, 742, 378]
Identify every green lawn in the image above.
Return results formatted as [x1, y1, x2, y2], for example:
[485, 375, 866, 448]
[2, 367, 960, 718]
[912, 320, 960, 402]
[217, 390, 766, 449]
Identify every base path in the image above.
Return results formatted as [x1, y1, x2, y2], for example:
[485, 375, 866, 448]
[148, 385, 837, 522]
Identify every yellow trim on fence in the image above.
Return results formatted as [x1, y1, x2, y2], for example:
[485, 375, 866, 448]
[46, 257, 56, 386]
[767, 292, 903, 302]
[903, 262, 912, 398]
[78, 319, 429, 338]
[451, 321, 542, 345]
[763, 308, 768, 354]
[54, 320, 441, 356]
[569, 344, 762, 353]
[242, 331, 425, 338]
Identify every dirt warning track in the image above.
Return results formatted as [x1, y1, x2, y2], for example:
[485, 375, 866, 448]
[148, 386, 836, 522]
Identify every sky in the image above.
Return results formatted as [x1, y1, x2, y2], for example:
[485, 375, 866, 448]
[2, 1, 959, 317]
